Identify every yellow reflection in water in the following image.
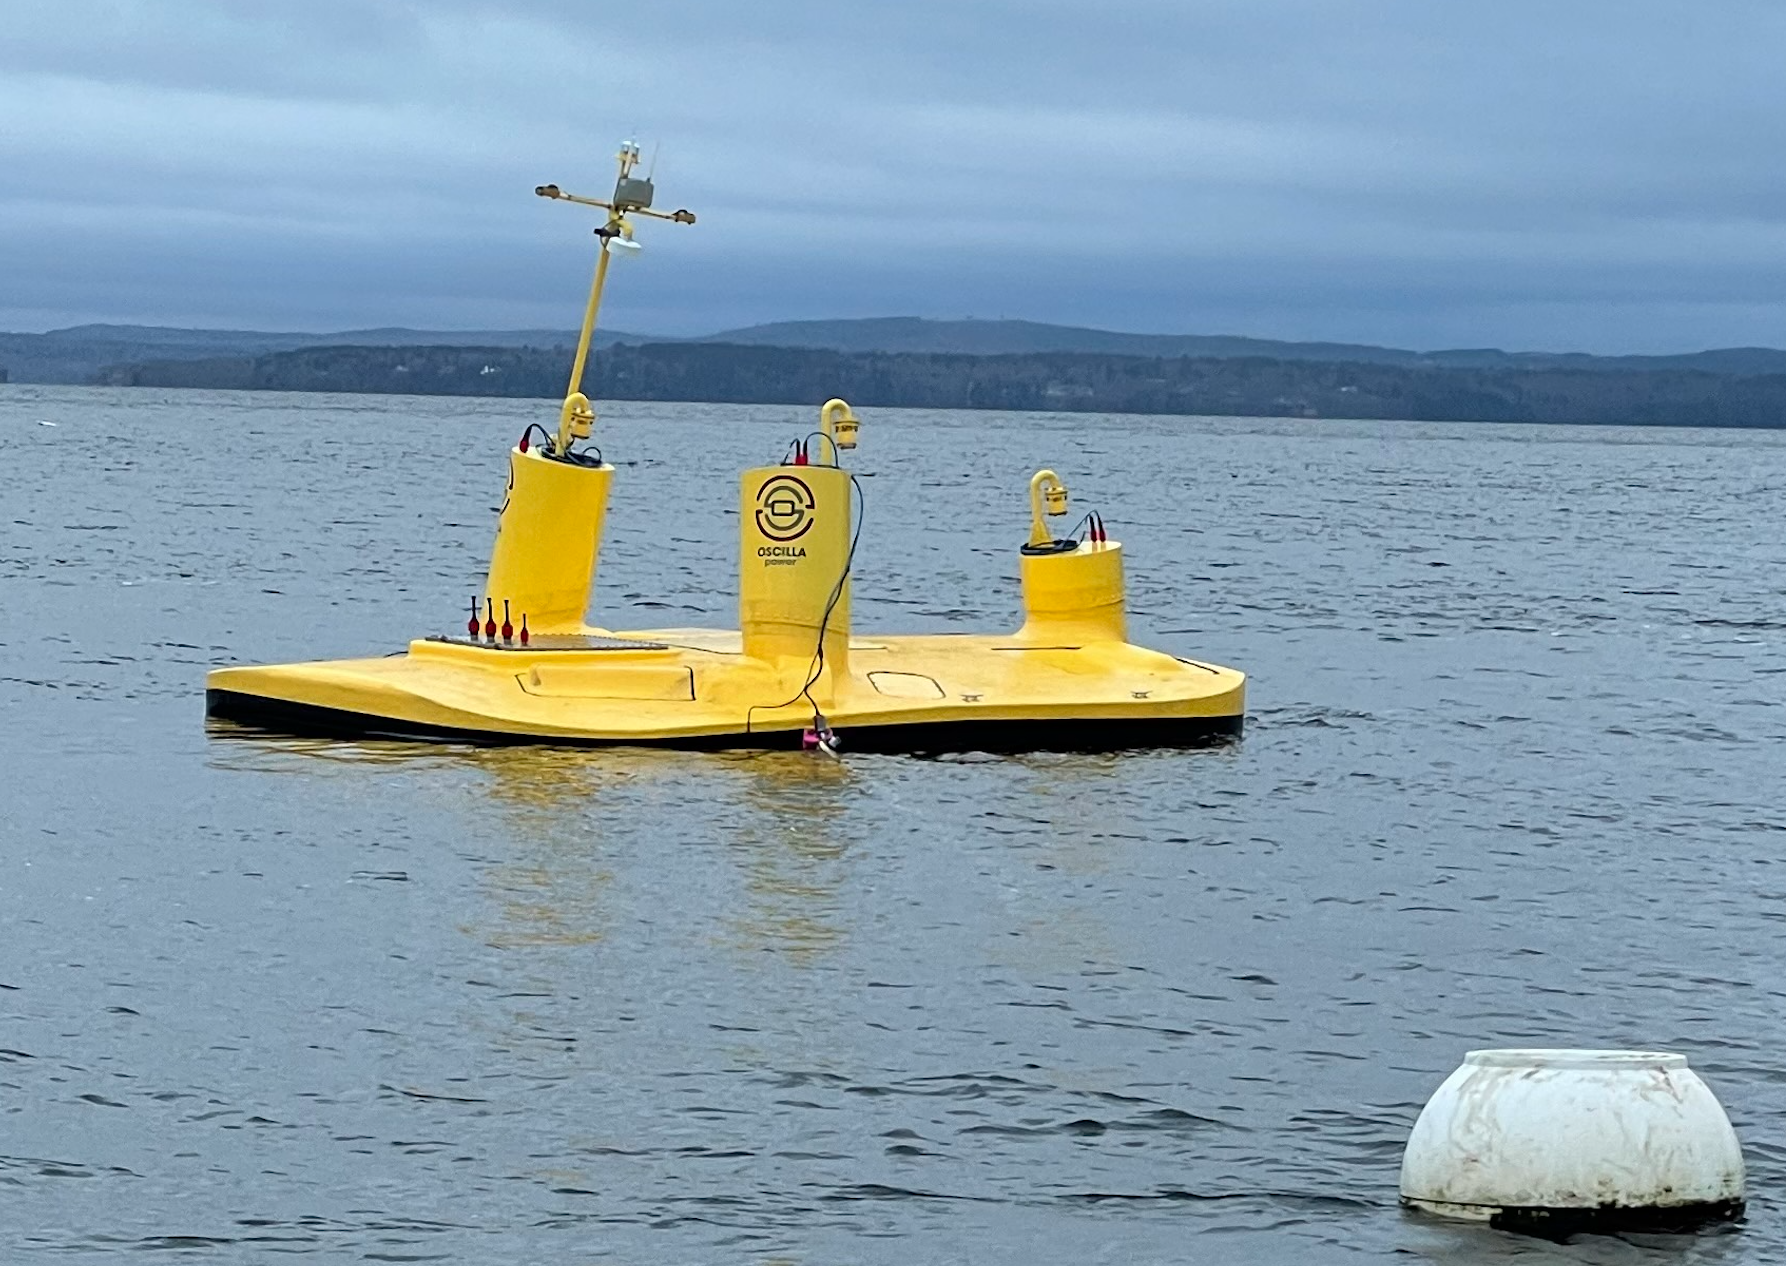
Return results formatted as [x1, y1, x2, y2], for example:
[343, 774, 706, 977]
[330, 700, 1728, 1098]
[457, 745, 665, 950]
[447, 743, 867, 964]
[213, 731, 873, 963]
[718, 751, 860, 966]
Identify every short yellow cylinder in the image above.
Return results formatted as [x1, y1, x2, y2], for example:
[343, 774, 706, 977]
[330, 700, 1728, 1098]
[1016, 542, 1127, 643]
[485, 448, 612, 634]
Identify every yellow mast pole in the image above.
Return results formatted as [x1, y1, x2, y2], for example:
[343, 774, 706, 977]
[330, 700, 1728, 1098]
[536, 140, 696, 457]
[567, 239, 614, 403]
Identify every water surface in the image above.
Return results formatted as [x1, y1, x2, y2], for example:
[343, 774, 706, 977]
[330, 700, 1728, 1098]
[3, 386, 1784, 1263]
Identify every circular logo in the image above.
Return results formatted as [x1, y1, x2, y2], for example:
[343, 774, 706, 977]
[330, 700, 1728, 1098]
[755, 474, 815, 543]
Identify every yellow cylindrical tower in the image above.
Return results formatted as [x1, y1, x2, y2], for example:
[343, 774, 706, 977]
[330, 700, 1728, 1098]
[1013, 466, 1126, 643]
[739, 465, 853, 670]
[485, 448, 613, 635]
[1016, 542, 1128, 644]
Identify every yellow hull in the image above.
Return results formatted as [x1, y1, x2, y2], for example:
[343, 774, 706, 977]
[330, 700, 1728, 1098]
[206, 626, 1245, 752]
[206, 399, 1245, 753]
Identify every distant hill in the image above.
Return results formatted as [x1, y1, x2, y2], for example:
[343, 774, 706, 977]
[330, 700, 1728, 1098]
[90, 341, 1786, 428]
[40, 323, 587, 350]
[0, 323, 641, 384]
[697, 316, 1414, 362]
[11, 315, 1786, 384]
[696, 316, 1786, 376]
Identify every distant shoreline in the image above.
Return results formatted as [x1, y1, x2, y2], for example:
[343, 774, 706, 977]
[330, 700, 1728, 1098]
[71, 341, 1786, 429]
[9, 315, 1786, 427]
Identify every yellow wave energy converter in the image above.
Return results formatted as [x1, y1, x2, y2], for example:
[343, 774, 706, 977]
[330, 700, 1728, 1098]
[205, 144, 1245, 753]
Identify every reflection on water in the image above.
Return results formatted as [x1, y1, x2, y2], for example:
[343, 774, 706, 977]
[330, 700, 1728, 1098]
[724, 753, 861, 963]
[478, 857, 613, 950]
[202, 721, 462, 772]
[468, 742, 718, 815]
[208, 728, 871, 961]
[464, 745, 868, 961]
[423, 745, 636, 952]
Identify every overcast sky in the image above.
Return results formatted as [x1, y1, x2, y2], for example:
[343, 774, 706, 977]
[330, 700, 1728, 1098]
[6, 1, 1786, 351]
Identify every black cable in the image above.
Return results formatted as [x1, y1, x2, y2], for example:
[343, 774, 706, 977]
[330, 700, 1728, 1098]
[796, 431, 844, 467]
[554, 441, 604, 468]
[745, 472, 866, 735]
[798, 471, 866, 706]
[1021, 509, 1099, 556]
[522, 423, 605, 468]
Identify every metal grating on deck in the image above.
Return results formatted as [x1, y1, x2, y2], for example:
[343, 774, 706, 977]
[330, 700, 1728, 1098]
[428, 634, 670, 652]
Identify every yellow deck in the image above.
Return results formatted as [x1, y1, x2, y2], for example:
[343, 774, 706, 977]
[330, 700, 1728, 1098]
[207, 625, 1244, 751]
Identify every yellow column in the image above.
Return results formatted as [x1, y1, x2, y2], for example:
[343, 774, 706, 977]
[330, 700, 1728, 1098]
[738, 465, 853, 670]
[485, 448, 613, 635]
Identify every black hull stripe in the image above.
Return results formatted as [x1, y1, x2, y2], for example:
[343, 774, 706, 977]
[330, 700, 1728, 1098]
[205, 690, 1243, 754]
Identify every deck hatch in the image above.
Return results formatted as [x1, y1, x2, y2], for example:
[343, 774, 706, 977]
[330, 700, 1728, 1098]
[868, 671, 946, 700]
[518, 664, 696, 701]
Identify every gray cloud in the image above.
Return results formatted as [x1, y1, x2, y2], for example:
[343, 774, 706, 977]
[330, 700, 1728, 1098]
[6, 0, 1786, 350]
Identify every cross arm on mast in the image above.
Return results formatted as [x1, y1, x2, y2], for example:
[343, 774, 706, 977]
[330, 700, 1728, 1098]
[533, 184, 615, 212]
[534, 185, 695, 225]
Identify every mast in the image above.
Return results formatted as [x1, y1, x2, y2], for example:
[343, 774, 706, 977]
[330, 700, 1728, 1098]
[534, 141, 697, 456]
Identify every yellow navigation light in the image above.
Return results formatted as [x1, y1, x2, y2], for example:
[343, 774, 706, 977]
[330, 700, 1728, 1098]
[1028, 469, 1069, 547]
[559, 391, 595, 441]
[820, 398, 860, 454]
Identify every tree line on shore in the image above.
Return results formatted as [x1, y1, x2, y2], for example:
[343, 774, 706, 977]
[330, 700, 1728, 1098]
[91, 341, 1786, 427]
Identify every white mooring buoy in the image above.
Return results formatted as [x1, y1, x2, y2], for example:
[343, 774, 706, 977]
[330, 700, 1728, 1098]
[1400, 1049, 1745, 1235]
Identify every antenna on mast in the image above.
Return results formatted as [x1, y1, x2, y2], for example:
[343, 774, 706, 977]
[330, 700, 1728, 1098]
[534, 139, 698, 457]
